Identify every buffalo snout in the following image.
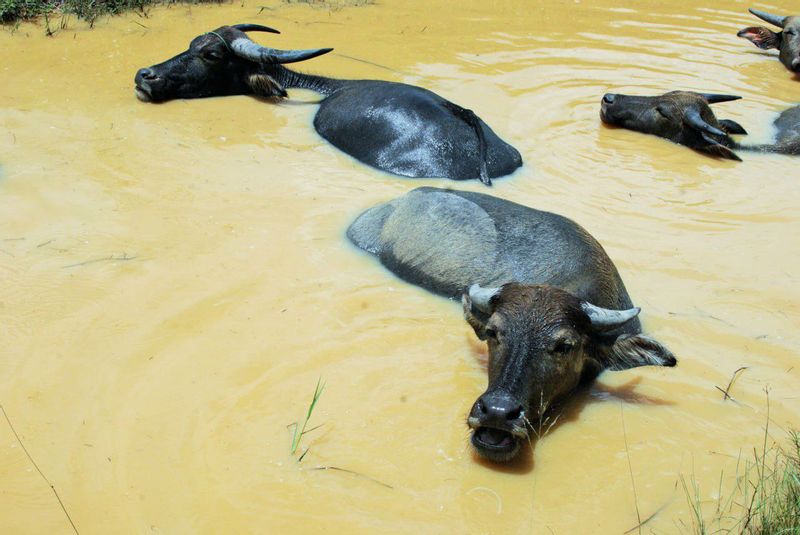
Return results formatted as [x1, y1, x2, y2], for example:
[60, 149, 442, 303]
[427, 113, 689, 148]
[471, 390, 525, 428]
[600, 93, 621, 124]
[134, 68, 160, 102]
[468, 390, 527, 462]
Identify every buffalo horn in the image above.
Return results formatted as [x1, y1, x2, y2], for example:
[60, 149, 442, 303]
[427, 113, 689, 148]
[232, 23, 281, 34]
[230, 38, 333, 64]
[749, 8, 787, 28]
[684, 108, 727, 137]
[468, 284, 501, 313]
[699, 93, 742, 104]
[581, 302, 641, 331]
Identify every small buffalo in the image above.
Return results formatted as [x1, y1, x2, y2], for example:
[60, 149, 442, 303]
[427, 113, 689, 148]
[738, 8, 800, 75]
[347, 187, 675, 462]
[600, 90, 799, 158]
[600, 90, 747, 160]
[134, 24, 522, 185]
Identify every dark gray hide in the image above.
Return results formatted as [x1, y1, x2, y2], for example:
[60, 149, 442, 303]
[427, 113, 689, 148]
[737, 8, 800, 74]
[742, 106, 800, 156]
[348, 187, 637, 313]
[134, 25, 521, 184]
[347, 187, 675, 462]
[772, 106, 800, 153]
[600, 90, 746, 160]
[601, 91, 800, 157]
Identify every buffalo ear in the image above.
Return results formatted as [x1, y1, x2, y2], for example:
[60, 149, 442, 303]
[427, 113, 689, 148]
[463, 287, 503, 341]
[247, 74, 288, 98]
[700, 143, 742, 161]
[737, 27, 782, 50]
[718, 119, 748, 135]
[599, 334, 676, 371]
[462, 293, 490, 340]
[698, 132, 742, 161]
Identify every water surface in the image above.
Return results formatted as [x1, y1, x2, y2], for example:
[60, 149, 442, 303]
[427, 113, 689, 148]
[1, 0, 798, 533]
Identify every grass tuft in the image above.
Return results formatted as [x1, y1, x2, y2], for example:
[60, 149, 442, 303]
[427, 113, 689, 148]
[2, 0, 225, 27]
[1, 0, 373, 26]
[289, 376, 325, 457]
[680, 399, 799, 534]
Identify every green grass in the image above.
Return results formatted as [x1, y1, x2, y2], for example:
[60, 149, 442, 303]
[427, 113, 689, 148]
[1, 0, 222, 28]
[3, 0, 136, 24]
[681, 427, 800, 534]
[0, 0, 372, 26]
[288, 376, 325, 458]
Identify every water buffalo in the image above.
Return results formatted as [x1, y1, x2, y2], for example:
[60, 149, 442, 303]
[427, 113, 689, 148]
[737, 8, 800, 75]
[134, 24, 522, 185]
[347, 187, 675, 462]
[600, 91, 747, 160]
[600, 90, 799, 158]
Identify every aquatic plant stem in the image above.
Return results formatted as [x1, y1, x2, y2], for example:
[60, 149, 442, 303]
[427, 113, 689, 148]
[290, 376, 325, 455]
[0, 404, 79, 534]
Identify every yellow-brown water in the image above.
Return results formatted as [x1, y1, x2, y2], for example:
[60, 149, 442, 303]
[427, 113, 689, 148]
[1, 1, 798, 533]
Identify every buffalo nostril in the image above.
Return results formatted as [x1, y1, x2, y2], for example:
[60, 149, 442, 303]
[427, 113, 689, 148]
[602, 93, 616, 104]
[137, 68, 158, 82]
[793, 58, 800, 71]
[506, 406, 523, 422]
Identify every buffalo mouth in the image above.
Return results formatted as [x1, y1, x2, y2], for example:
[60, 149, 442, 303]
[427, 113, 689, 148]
[471, 426, 522, 462]
[599, 103, 613, 124]
[135, 85, 153, 103]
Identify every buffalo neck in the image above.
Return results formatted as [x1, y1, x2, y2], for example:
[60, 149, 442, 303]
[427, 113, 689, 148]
[273, 66, 349, 96]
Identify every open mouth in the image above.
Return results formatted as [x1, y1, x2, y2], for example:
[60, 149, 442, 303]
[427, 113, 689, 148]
[135, 85, 152, 103]
[471, 426, 521, 462]
[600, 103, 611, 123]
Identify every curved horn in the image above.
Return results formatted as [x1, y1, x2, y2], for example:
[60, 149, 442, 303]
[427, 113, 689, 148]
[699, 93, 742, 104]
[468, 284, 501, 313]
[230, 38, 333, 64]
[232, 24, 281, 34]
[684, 108, 727, 137]
[581, 302, 641, 332]
[749, 8, 787, 28]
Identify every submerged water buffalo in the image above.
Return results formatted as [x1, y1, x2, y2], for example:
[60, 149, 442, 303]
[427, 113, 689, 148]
[347, 187, 675, 462]
[737, 8, 800, 75]
[600, 90, 800, 159]
[600, 91, 748, 160]
[134, 24, 522, 185]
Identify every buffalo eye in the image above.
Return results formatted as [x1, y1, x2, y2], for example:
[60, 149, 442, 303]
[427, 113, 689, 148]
[201, 49, 225, 62]
[484, 327, 499, 341]
[655, 105, 673, 121]
[551, 339, 575, 354]
[786, 29, 796, 36]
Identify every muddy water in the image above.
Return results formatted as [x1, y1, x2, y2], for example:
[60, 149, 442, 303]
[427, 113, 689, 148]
[1, 0, 798, 533]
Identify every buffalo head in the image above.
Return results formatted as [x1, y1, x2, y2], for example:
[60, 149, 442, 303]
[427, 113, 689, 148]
[134, 24, 332, 103]
[463, 284, 675, 462]
[600, 90, 747, 161]
[738, 8, 800, 74]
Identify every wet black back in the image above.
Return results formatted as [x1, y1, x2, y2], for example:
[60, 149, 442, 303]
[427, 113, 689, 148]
[315, 81, 522, 180]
